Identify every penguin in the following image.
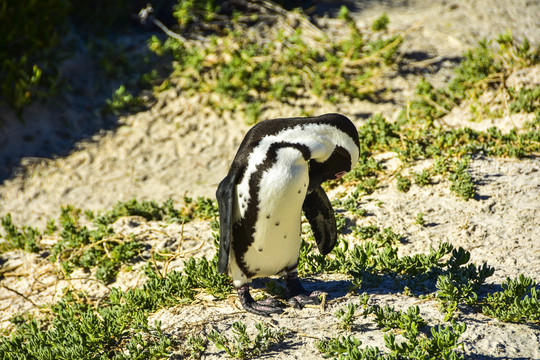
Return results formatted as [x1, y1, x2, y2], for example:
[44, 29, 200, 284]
[216, 113, 360, 316]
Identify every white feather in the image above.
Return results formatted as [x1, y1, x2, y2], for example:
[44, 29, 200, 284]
[229, 147, 308, 287]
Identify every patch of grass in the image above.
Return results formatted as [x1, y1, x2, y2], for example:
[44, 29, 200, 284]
[509, 86, 540, 113]
[112, 257, 232, 312]
[438, 273, 540, 323]
[172, 0, 220, 30]
[367, 304, 427, 333]
[351, 226, 401, 247]
[413, 169, 431, 187]
[335, 303, 359, 330]
[367, 35, 540, 205]
[1, 291, 175, 359]
[149, 3, 403, 122]
[334, 197, 368, 217]
[299, 229, 537, 327]
[183, 256, 233, 300]
[186, 334, 208, 359]
[104, 85, 146, 116]
[334, 294, 370, 331]
[406, 33, 539, 126]
[299, 229, 491, 296]
[482, 275, 540, 323]
[319, 305, 466, 359]
[208, 321, 287, 359]
[384, 322, 466, 360]
[0, 0, 68, 119]
[448, 157, 476, 200]
[0, 213, 41, 253]
[1, 251, 233, 358]
[1, 197, 219, 283]
[396, 174, 412, 192]
[90, 197, 218, 227]
[415, 212, 425, 226]
[50, 205, 139, 283]
[91, 198, 181, 225]
[184, 196, 220, 220]
[337, 108, 539, 202]
[372, 13, 390, 32]
[1, 1, 148, 120]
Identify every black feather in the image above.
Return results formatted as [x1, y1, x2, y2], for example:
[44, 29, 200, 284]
[215, 169, 239, 273]
[302, 185, 337, 255]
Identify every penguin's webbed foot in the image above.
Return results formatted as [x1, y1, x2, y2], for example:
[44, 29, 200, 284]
[287, 292, 323, 309]
[238, 285, 285, 316]
[284, 272, 323, 309]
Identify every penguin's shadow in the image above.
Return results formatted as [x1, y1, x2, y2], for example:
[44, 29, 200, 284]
[300, 278, 353, 299]
[252, 272, 440, 302]
[299, 276, 416, 300]
[251, 277, 353, 300]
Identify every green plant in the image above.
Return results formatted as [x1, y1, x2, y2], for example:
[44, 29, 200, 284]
[299, 224, 495, 301]
[317, 335, 383, 360]
[367, 305, 427, 332]
[0, 213, 41, 253]
[1, 197, 220, 283]
[184, 196, 220, 220]
[333, 197, 367, 217]
[384, 322, 466, 360]
[319, 304, 466, 359]
[350, 225, 401, 247]
[448, 157, 476, 200]
[208, 321, 287, 359]
[0, 0, 148, 119]
[50, 206, 136, 283]
[0, 293, 175, 359]
[183, 257, 232, 299]
[372, 13, 390, 32]
[0, 0, 68, 119]
[149, 4, 403, 123]
[173, 0, 220, 29]
[436, 274, 479, 320]
[415, 212, 425, 226]
[104, 85, 145, 115]
[413, 170, 431, 187]
[92, 198, 180, 225]
[509, 86, 540, 113]
[396, 174, 411, 192]
[407, 33, 539, 128]
[186, 334, 208, 359]
[335, 303, 359, 330]
[92, 197, 218, 227]
[482, 275, 540, 323]
[338, 108, 540, 201]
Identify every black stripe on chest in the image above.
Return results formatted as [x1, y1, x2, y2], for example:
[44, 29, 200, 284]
[232, 142, 310, 278]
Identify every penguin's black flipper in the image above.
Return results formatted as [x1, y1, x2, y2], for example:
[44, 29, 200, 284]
[302, 185, 337, 255]
[216, 170, 239, 274]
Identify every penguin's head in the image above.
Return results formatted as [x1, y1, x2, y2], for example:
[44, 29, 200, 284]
[307, 145, 354, 193]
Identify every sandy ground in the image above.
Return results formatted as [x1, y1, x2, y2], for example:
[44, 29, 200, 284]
[1, 0, 539, 358]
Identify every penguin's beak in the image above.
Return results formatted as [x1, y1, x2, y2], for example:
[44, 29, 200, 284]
[331, 171, 347, 181]
[307, 170, 348, 194]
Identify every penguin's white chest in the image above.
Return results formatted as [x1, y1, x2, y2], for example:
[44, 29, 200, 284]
[232, 147, 309, 284]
